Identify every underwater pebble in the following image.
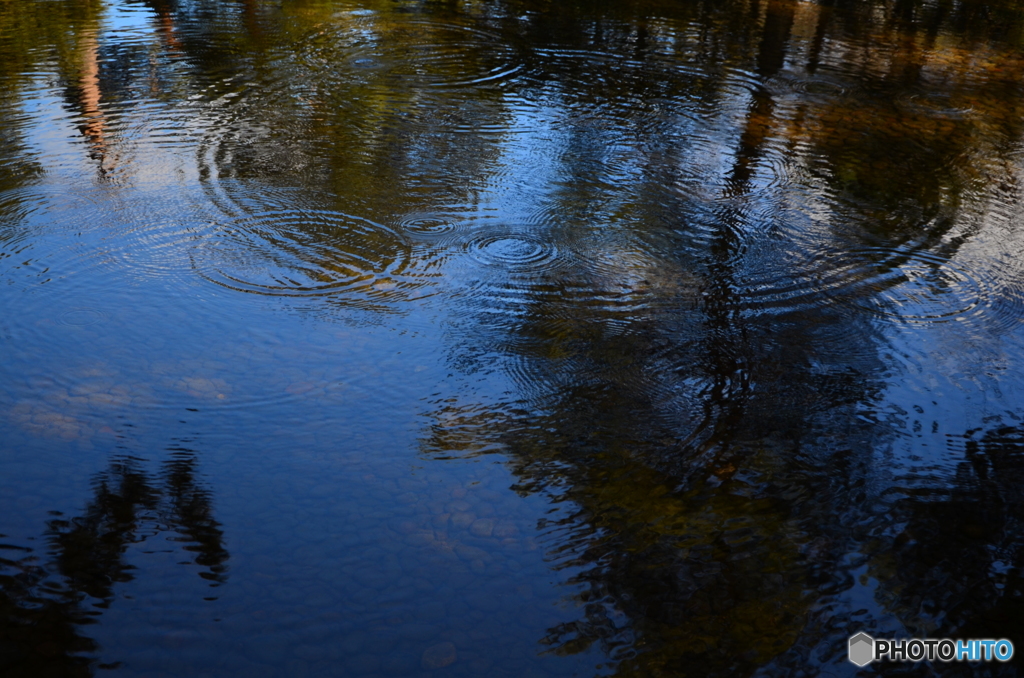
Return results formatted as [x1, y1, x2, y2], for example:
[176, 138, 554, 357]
[421, 641, 457, 670]
[493, 521, 519, 538]
[453, 543, 489, 563]
[451, 511, 475, 528]
[469, 518, 494, 537]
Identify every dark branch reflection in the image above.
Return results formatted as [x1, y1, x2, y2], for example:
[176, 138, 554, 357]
[0, 448, 227, 676]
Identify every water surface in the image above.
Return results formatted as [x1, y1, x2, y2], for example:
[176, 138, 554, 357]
[4, 0, 1024, 676]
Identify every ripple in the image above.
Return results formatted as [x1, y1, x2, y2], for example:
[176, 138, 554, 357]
[576, 244, 704, 316]
[59, 308, 107, 326]
[532, 47, 647, 75]
[448, 229, 576, 330]
[732, 246, 1023, 330]
[299, 18, 520, 90]
[895, 91, 974, 119]
[767, 73, 848, 99]
[464, 234, 563, 273]
[192, 209, 426, 304]
[669, 130, 792, 211]
[0, 187, 209, 289]
[836, 249, 993, 324]
[504, 350, 592, 400]
[533, 46, 708, 84]
[396, 212, 462, 239]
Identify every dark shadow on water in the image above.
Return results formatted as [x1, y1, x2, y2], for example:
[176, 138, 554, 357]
[0, 447, 227, 677]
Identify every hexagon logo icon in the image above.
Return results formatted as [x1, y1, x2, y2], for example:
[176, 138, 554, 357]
[848, 632, 875, 667]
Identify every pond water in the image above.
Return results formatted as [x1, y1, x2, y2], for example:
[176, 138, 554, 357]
[3, 0, 1024, 676]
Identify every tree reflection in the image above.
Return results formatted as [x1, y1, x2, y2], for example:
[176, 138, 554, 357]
[0, 449, 227, 676]
[867, 420, 1024, 667]
[76, 29, 115, 175]
[0, 552, 97, 678]
[0, 0, 105, 189]
[422, 0, 1024, 675]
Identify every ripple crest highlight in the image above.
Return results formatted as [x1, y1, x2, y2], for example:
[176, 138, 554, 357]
[464, 234, 563, 273]
[192, 209, 424, 304]
[733, 247, 1023, 331]
[837, 249, 1003, 325]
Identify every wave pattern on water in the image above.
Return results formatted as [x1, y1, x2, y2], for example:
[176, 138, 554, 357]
[729, 241, 1024, 332]
[191, 209, 428, 304]
[300, 17, 521, 90]
[464, 233, 562, 272]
